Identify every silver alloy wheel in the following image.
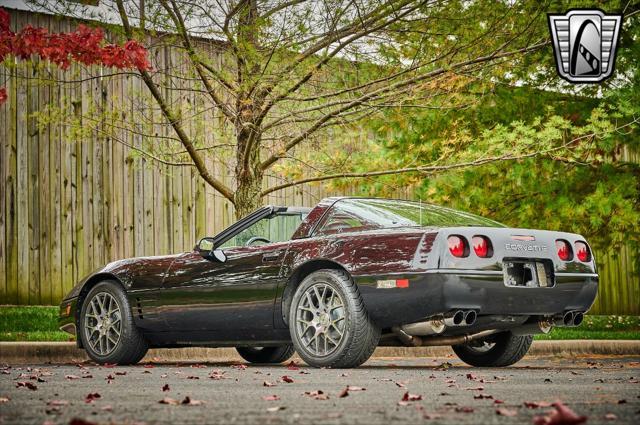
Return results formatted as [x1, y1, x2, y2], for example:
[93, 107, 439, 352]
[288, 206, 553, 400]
[84, 292, 122, 356]
[295, 283, 346, 356]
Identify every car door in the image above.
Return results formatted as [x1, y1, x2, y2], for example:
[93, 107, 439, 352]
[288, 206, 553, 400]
[159, 208, 303, 340]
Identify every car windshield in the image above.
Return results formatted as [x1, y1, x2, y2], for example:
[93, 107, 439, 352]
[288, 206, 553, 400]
[315, 198, 504, 235]
[219, 212, 307, 248]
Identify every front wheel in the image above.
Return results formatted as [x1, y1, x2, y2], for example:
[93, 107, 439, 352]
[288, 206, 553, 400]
[235, 346, 295, 364]
[80, 280, 148, 365]
[452, 331, 533, 367]
[289, 269, 380, 368]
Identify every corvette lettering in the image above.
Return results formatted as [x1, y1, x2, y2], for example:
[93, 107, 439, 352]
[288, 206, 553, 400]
[505, 243, 549, 252]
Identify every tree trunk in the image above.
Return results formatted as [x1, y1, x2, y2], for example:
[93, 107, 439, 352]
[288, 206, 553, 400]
[233, 126, 263, 220]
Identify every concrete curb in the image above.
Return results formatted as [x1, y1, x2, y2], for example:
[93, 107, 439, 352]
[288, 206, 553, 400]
[1, 340, 638, 364]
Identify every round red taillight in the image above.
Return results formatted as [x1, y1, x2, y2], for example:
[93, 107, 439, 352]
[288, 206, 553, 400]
[556, 239, 573, 261]
[472, 236, 492, 258]
[448, 235, 468, 258]
[575, 241, 591, 262]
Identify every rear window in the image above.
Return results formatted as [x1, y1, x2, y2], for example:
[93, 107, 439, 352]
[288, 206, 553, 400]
[315, 199, 503, 235]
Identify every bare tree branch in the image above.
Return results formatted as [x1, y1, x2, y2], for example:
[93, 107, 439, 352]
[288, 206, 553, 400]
[115, 0, 236, 203]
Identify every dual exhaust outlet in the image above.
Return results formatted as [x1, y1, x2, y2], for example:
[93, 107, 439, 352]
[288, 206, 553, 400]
[401, 310, 585, 338]
[558, 310, 584, 327]
[401, 310, 477, 336]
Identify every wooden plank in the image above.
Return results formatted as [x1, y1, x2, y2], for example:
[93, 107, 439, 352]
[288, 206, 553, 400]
[92, 73, 105, 267]
[37, 61, 52, 304]
[102, 74, 113, 264]
[111, 69, 125, 261]
[59, 18, 74, 302]
[48, 15, 62, 306]
[28, 41, 41, 304]
[4, 58, 18, 304]
[16, 12, 30, 305]
[0, 57, 7, 302]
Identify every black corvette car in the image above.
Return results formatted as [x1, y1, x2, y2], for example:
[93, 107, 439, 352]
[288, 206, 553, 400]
[59, 197, 598, 368]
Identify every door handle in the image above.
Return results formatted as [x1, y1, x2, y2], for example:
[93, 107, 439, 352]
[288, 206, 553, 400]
[262, 250, 284, 262]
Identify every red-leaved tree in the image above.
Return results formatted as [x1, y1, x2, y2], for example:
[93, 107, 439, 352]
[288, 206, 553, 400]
[0, 7, 149, 104]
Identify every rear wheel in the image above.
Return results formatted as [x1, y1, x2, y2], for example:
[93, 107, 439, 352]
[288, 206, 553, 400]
[235, 346, 295, 364]
[80, 280, 148, 365]
[289, 269, 380, 368]
[452, 331, 532, 367]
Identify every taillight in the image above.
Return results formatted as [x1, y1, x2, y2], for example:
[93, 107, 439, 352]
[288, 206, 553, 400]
[472, 236, 492, 258]
[575, 241, 591, 262]
[555, 239, 573, 261]
[448, 235, 468, 258]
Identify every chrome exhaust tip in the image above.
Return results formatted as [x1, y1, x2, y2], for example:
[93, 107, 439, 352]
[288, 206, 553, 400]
[463, 310, 477, 326]
[444, 310, 465, 327]
[562, 311, 574, 326]
[573, 312, 584, 326]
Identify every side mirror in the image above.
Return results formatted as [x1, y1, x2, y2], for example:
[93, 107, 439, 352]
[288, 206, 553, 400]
[211, 248, 227, 263]
[196, 238, 227, 263]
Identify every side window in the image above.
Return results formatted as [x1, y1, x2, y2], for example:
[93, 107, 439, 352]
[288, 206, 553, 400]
[315, 206, 381, 236]
[219, 213, 305, 248]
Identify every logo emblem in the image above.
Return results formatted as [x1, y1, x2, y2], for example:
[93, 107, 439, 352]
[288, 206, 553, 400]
[548, 9, 622, 83]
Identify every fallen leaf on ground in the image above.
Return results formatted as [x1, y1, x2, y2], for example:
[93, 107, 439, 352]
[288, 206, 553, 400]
[181, 396, 204, 406]
[474, 393, 493, 399]
[262, 395, 280, 401]
[465, 386, 484, 391]
[209, 370, 226, 380]
[159, 397, 179, 405]
[162, 384, 170, 392]
[303, 390, 328, 400]
[267, 406, 286, 412]
[0, 396, 10, 403]
[47, 400, 69, 407]
[339, 387, 349, 398]
[347, 385, 366, 391]
[455, 406, 474, 413]
[231, 364, 247, 370]
[604, 413, 617, 421]
[496, 408, 518, 417]
[65, 375, 80, 380]
[532, 401, 587, 425]
[263, 381, 277, 387]
[286, 361, 300, 370]
[281, 375, 294, 383]
[524, 401, 553, 409]
[84, 393, 101, 403]
[15, 382, 37, 390]
[115, 371, 127, 376]
[401, 392, 423, 402]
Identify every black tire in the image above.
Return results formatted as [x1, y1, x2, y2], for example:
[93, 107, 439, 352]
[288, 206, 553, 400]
[235, 346, 295, 364]
[289, 269, 380, 368]
[79, 280, 148, 365]
[452, 331, 533, 367]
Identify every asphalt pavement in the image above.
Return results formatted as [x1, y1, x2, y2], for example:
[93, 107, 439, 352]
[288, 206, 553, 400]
[1, 355, 639, 424]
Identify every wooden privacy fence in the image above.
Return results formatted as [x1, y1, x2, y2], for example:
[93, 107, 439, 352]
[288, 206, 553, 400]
[0, 9, 638, 314]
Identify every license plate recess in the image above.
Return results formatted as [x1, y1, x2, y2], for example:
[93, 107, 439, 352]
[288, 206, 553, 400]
[503, 259, 555, 288]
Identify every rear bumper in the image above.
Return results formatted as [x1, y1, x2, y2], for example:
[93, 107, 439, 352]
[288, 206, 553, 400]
[355, 270, 598, 329]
